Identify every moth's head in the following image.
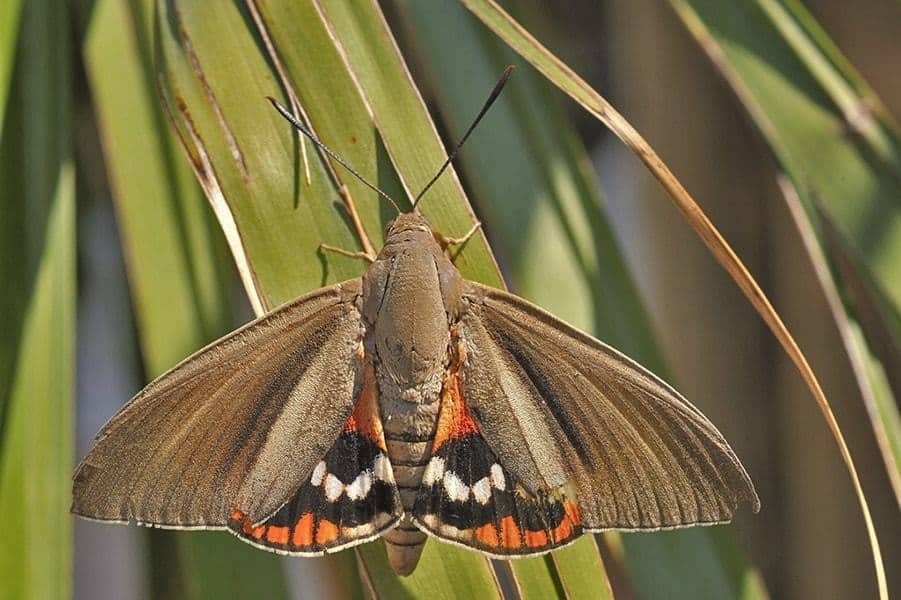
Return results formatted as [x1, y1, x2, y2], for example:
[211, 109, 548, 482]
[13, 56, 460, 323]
[384, 212, 433, 239]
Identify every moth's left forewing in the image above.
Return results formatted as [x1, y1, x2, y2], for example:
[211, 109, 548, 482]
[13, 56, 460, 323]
[72, 279, 367, 528]
[458, 281, 760, 533]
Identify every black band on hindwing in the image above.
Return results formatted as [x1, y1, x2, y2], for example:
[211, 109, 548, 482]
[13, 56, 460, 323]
[228, 428, 400, 553]
[324, 430, 382, 483]
[265, 478, 396, 529]
[414, 433, 569, 532]
[267, 430, 394, 528]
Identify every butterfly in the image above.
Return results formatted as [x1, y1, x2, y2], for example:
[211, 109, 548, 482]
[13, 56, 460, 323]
[72, 68, 759, 576]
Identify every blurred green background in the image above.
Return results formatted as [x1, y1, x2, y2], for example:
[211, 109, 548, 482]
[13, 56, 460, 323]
[1, 0, 899, 598]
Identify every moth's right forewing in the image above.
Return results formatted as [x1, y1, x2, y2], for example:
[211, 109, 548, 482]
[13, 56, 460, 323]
[457, 308, 571, 494]
[460, 282, 759, 532]
[73, 279, 365, 528]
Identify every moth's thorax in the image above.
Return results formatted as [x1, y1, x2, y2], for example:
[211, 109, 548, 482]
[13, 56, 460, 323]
[362, 215, 466, 405]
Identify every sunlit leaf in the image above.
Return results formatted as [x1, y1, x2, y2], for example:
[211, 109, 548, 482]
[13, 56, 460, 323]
[0, 0, 22, 134]
[84, 0, 289, 596]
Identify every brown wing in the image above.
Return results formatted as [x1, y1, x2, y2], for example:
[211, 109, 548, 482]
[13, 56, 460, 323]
[458, 281, 760, 531]
[73, 279, 365, 527]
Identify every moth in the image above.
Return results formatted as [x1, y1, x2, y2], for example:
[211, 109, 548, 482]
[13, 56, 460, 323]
[73, 67, 759, 576]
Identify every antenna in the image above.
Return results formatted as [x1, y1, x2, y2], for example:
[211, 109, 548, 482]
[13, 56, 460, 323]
[267, 97, 402, 214]
[411, 65, 515, 210]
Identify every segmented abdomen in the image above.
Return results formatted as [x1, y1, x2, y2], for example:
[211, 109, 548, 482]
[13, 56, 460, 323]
[381, 423, 434, 574]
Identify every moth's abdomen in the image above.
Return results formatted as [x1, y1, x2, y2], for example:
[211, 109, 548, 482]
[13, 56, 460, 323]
[387, 437, 432, 508]
[383, 436, 432, 575]
[379, 392, 442, 575]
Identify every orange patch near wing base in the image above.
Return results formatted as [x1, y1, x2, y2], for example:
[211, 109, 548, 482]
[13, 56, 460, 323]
[432, 329, 481, 451]
[432, 372, 480, 451]
[420, 327, 585, 556]
[341, 360, 386, 451]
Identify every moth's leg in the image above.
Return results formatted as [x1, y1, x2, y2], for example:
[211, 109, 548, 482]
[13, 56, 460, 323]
[319, 243, 375, 263]
[436, 221, 482, 249]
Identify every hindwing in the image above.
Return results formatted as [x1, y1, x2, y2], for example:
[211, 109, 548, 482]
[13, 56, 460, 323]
[230, 361, 402, 554]
[411, 331, 582, 556]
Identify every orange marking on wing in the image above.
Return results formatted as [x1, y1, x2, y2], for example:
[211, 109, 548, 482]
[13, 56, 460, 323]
[498, 515, 522, 549]
[266, 525, 290, 545]
[250, 524, 266, 540]
[563, 499, 581, 525]
[524, 529, 549, 549]
[293, 512, 314, 547]
[230, 509, 244, 522]
[551, 515, 573, 543]
[473, 523, 499, 548]
[315, 519, 339, 545]
[343, 360, 387, 451]
[343, 413, 358, 433]
[432, 368, 480, 450]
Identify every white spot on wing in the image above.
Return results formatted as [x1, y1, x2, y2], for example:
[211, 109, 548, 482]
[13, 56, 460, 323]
[490, 463, 506, 491]
[417, 514, 470, 541]
[373, 453, 393, 482]
[472, 477, 492, 505]
[324, 473, 344, 502]
[422, 457, 446, 486]
[345, 471, 373, 501]
[443, 470, 470, 502]
[341, 522, 374, 538]
[421, 514, 439, 528]
[310, 461, 327, 486]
